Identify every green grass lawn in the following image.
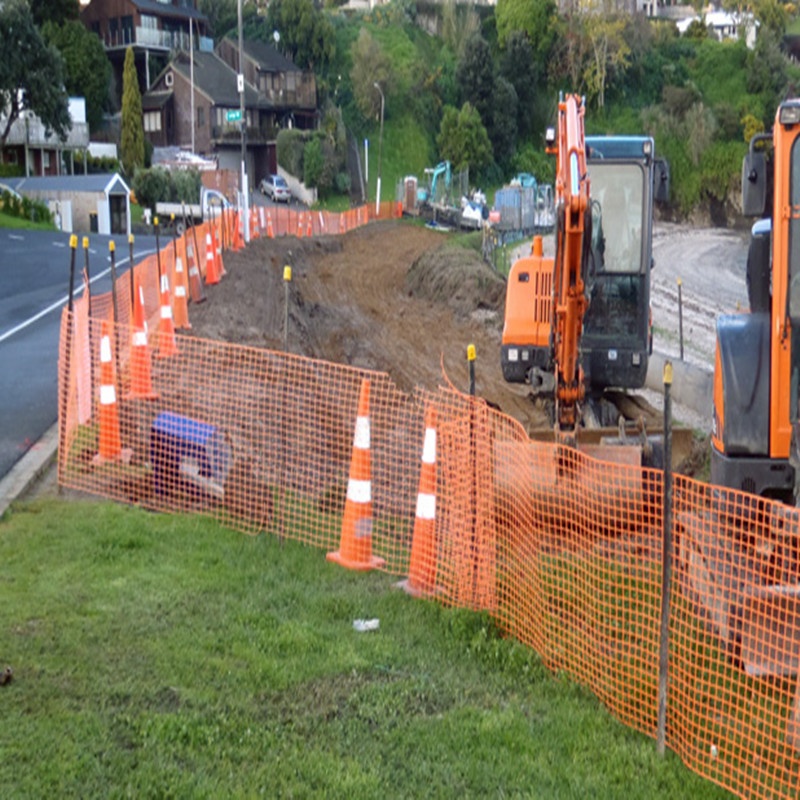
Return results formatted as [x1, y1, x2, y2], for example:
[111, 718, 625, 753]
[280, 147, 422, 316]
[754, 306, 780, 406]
[0, 497, 732, 798]
[0, 210, 55, 231]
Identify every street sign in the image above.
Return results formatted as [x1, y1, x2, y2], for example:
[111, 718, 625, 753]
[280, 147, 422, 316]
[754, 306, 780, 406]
[226, 109, 242, 123]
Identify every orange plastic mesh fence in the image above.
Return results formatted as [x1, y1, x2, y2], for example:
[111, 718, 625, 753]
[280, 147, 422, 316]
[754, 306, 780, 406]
[57, 213, 800, 799]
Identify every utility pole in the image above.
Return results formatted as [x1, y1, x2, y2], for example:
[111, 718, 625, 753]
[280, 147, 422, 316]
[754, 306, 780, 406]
[373, 82, 384, 217]
[238, 0, 250, 242]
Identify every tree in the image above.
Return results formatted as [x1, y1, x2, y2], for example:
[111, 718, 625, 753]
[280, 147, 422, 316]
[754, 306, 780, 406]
[350, 29, 391, 121]
[495, 0, 558, 64]
[441, 0, 481, 61]
[265, 0, 335, 72]
[437, 102, 492, 175]
[456, 34, 494, 137]
[43, 21, 111, 132]
[0, 0, 71, 150]
[198, 0, 239, 40]
[582, 12, 630, 110]
[120, 47, 145, 177]
[30, 0, 78, 27]
[491, 77, 518, 167]
[499, 31, 539, 139]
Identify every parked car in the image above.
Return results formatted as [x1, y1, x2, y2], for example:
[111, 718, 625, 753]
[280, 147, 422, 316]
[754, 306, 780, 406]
[260, 174, 291, 203]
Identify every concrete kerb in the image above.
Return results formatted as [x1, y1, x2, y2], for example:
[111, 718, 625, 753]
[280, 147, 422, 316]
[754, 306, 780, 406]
[645, 351, 713, 420]
[0, 423, 59, 518]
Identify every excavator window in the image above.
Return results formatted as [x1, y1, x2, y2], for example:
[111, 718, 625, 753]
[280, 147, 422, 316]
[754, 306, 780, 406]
[588, 163, 645, 274]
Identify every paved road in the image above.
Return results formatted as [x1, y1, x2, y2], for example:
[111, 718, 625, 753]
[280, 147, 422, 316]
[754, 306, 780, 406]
[0, 229, 157, 479]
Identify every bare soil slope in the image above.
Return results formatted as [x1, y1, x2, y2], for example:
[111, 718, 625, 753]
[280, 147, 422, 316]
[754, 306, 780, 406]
[187, 220, 547, 432]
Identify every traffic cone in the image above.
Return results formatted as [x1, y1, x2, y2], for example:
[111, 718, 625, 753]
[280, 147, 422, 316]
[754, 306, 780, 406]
[94, 319, 121, 463]
[156, 271, 179, 358]
[306, 214, 313, 238]
[235, 212, 245, 250]
[297, 212, 304, 238]
[258, 206, 266, 236]
[266, 212, 274, 239]
[172, 253, 191, 329]
[327, 379, 386, 571]
[250, 206, 259, 238]
[186, 242, 207, 304]
[213, 221, 227, 276]
[205, 230, 221, 286]
[398, 406, 439, 597]
[126, 279, 158, 400]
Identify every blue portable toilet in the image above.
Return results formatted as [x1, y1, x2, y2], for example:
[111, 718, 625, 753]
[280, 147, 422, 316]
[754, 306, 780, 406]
[150, 412, 231, 498]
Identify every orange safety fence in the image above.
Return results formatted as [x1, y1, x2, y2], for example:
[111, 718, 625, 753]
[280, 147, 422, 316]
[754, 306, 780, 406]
[57, 209, 800, 799]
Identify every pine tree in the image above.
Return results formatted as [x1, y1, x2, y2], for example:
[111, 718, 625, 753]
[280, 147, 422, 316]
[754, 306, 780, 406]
[120, 47, 145, 176]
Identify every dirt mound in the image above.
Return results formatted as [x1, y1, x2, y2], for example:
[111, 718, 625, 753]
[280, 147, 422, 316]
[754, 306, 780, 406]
[186, 221, 545, 431]
[405, 243, 506, 319]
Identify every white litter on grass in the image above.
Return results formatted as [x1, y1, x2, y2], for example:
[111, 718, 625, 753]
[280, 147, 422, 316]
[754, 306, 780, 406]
[353, 618, 380, 632]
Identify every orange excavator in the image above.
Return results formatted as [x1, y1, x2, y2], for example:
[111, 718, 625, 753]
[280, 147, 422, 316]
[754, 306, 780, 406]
[546, 93, 591, 442]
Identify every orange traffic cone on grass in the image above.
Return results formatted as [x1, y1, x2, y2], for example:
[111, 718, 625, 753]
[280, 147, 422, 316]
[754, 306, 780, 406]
[126, 279, 158, 400]
[327, 379, 386, 571]
[94, 319, 121, 463]
[398, 406, 439, 597]
[156, 271, 179, 358]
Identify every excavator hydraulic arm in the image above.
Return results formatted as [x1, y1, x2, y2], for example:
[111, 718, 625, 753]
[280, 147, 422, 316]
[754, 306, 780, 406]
[551, 94, 590, 433]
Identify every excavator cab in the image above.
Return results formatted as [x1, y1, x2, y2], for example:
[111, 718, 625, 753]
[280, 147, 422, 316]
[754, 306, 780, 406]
[711, 100, 800, 503]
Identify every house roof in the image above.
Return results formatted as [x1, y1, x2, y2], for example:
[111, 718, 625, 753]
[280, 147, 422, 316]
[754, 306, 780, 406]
[3, 173, 131, 195]
[170, 51, 267, 108]
[130, 0, 208, 23]
[238, 38, 302, 74]
[142, 90, 172, 111]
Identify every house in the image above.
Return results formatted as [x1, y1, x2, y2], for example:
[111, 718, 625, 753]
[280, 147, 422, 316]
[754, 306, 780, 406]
[142, 40, 317, 183]
[80, 0, 213, 99]
[0, 98, 90, 178]
[216, 37, 317, 131]
[675, 9, 757, 47]
[2, 173, 131, 235]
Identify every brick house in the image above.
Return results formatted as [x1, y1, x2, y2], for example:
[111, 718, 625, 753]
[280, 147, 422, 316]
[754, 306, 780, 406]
[142, 40, 317, 183]
[80, 0, 213, 99]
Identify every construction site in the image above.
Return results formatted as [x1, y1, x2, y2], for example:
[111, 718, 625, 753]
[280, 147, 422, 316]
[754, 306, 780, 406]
[51, 92, 800, 799]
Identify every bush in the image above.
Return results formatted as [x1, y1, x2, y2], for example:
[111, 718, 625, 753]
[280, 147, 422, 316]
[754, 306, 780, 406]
[170, 169, 202, 205]
[303, 137, 324, 188]
[131, 166, 171, 212]
[276, 129, 306, 177]
[0, 190, 52, 224]
[73, 152, 121, 174]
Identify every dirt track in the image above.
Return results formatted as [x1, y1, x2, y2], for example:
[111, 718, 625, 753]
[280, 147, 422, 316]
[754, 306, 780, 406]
[187, 220, 548, 432]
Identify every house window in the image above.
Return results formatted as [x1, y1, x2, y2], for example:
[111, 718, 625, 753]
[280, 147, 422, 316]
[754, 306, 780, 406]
[197, 106, 204, 128]
[286, 72, 296, 92]
[42, 151, 50, 169]
[141, 15, 157, 30]
[144, 111, 162, 132]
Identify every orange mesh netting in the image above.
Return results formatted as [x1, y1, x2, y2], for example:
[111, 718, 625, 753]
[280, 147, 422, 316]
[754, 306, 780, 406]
[56, 205, 800, 799]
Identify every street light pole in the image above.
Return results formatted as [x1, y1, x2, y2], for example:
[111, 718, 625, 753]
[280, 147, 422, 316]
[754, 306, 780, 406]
[373, 82, 384, 217]
[238, 0, 249, 241]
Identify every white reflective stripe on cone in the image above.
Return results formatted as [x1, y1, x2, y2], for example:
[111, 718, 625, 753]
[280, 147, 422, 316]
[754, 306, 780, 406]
[100, 384, 116, 405]
[422, 428, 436, 464]
[347, 478, 371, 504]
[100, 336, 112, 363]
[160, 305, 172, 319]
[416, 492, 436, 520]
[133, 331, 147, 347]
[353, 416, 370, 450]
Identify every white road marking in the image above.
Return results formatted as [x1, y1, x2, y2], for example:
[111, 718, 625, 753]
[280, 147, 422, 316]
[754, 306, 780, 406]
[0, 246, 156, 344]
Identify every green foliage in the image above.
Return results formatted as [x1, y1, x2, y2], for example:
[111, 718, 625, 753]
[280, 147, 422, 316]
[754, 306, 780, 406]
[42, 20, 112, 132]
[350, 28, 391, 121]
[171, 169, 202, 205]
[303, 136, 324, 188]
[131, 167, 171, 212]
[120, 47, 145, 177]
[73, 152, 121, 174]
[0, 0, 71, 149]
[0, 163, 23, 178]
[130, 167, 202, 210]
[199, 0, 239, 41]
[495, 0, 558, 64]
[437, 102, 493, 176]
[276, 128, 308, 177]
[29, 0, 78, 27]
[266, 0, 335, 71]
[0, 190, 52, 225]
[698, 139, 747, 202]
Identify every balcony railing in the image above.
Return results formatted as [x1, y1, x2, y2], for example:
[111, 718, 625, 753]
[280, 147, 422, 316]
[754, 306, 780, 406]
[1, 116, 89, 149]
[211, 125, 272, 145]
[101, 28, 212, 52]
